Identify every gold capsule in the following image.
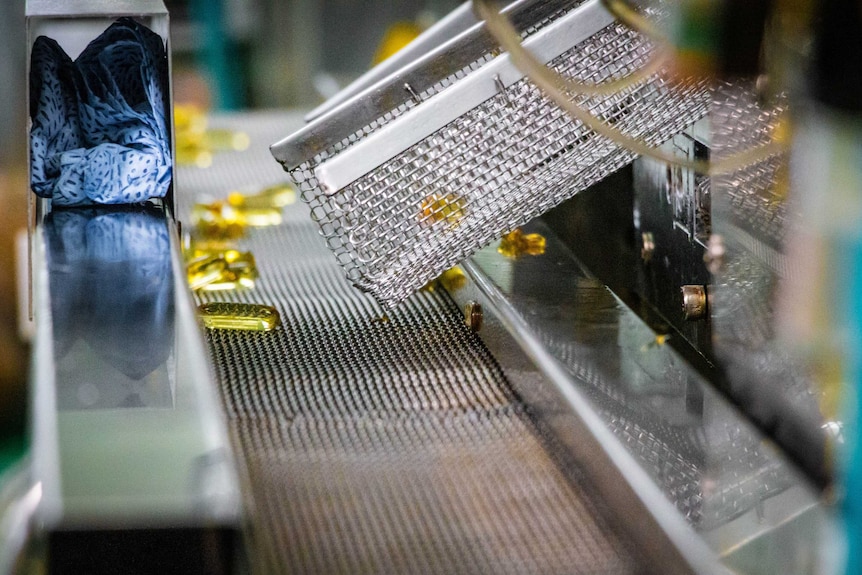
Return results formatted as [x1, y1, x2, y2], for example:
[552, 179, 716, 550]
[174, 104, 208, 133]
[204, 129, 250, 152]
[438, 266, 467, 292]
[235, 207, 283, 227]
[497, 229, 547, 258]
[187, 255, 227, 290]
[196, 275, 255, 292]
[192, 197, 282, 232]
[227, 183, 296, 210]
[198, 302, 281, 331]
[186, 249, 258, 292]
[419, 193, 466, 226]
[422, 266, 467, 293]
[173, 105, 249, 167]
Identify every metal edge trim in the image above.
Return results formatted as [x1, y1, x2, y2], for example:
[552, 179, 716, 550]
[457, 256, 726, 575]
[30, 227, 63, 527]
[270, 0, 582, 169]
[303, 1, 478, 123]
[313, 0, 613, 195]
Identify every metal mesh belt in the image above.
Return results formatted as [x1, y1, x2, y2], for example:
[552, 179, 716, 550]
[179, 113, 642, 574]
[286, 16, 709, 304]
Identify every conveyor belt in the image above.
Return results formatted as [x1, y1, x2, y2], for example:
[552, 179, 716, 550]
[178, 113, 643, 574]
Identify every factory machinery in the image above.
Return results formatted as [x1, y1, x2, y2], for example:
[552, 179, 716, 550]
[2, 0, 858, 573]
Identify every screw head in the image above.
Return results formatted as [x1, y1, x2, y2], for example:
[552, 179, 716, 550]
[464, 301, 483, 332]
[681, 285, 708, 321]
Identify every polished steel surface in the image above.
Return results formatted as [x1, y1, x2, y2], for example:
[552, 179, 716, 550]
[451, 217, 836, 574]
[29, 203, 241, 532]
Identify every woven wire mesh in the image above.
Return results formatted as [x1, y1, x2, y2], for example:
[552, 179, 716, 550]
[707, 82, 816, 521]
[179, 113, 643, 574]
[287, 17, 710, 304]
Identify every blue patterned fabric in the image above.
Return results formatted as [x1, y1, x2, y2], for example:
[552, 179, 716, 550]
[30, 18, 171, 206]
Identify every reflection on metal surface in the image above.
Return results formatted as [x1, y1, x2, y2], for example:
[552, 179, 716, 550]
[30, 201, 242, 571]
[45, 207, 175, 409]
[455, 219, 835, 574]
[709, 82, 831, 488]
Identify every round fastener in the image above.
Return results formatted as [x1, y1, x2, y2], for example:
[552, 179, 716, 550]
[681, 285, 708, 321]
[464, 301, 483, 332]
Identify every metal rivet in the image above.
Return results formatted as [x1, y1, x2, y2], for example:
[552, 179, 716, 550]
[404, 83, 422, 105]
[681, 285, 707, 321]
[464, 301, 483, 332]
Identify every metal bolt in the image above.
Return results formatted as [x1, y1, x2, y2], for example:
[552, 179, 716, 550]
[641, 232, 655, 262]
[681, 285, 708, 321]
[464, 301, 483, 332]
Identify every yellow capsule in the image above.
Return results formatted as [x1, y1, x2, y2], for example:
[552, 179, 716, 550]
[258, 184, 296, 208]
[198, 302, 281, 331]
[498, 229, 547, 258]
[372, 21, 422, 65]
[175, 144, 213, 168]
[204, 129, 250, 152]
[221, 249, 244, 264]
[174, 104, 208, 133]
[227, 184, 296, 210]
[187, 236, 238, 254]
[236, 207, 283, 227]
[197, 277, 247, 292]
[438, 266, 467, 292]
[224, 251, 258, 276]
[187, 255, 227, 290]
[191, 201, 247, 238]
[419, 192, 467, 226]
[196, 267, 257, 292]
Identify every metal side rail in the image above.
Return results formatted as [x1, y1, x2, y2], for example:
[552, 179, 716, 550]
[27, 202, 243, 575]
[450, 219, 840, 575]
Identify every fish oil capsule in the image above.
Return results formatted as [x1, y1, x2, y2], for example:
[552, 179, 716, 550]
[234, 207, 283, 227]
[187, 255, 227, 290]
[498, 229, 546, 258]
[198, 302, 281, 331]
[419, 193, 466, 226]
[196, 270, 256, 292]
[204, 129, 250, 152]
[227, 183, 296, 210]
